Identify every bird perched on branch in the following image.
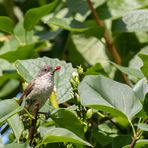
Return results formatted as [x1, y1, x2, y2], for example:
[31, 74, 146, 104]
[19, 65, 61, 112]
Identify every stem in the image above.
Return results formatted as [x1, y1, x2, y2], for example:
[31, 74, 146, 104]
[129, 119, 143, 148]
[129, 120, 136, 137]
[87, 0, 131, 85]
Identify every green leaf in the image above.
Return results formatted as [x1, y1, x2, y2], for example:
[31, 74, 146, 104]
[38, 127, 92, 147]
[91, 125, 114, 147]
[122, 10, 148, 32]
[4, 143, 28, 148]
[0, 99, 21, 124]
[78, 75, 142, 120]
[112, 135, 131, 148]
[85, 63, 108, 76]
[7, 114, 24, 142]
[137, 123, 148, 132]
[112, 18, 127, 32]
[84, 20, 105, 38]
[111, 62, 144, 79]
[0, 59, 15, 76]
[66, 0, 105, 20]
[0, 16, 14, 34]
[14, 20, 39, 45]
[0, 79, 20, 99]
[24, 0, 59, 31]
[139, 53, 148, 79]
[48, 17, 88, 32]
[0, 43, 39, 62]
[15, 57, 74, 103]
[133, 78, 148, 101]
[98, 123, 118, 134]
[51, 108, 84, 139]
[66, 34, 109, 66]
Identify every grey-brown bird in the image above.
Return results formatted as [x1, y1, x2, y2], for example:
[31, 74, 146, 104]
[19, 65, 61, 112]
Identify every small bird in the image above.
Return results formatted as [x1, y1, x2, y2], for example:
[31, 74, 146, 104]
[19, 65, 61, 112]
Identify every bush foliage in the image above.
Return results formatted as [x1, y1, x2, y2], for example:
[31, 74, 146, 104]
[0, 0, 148, 148]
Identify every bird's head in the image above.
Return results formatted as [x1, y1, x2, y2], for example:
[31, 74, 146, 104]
[36, 65, 61, 77]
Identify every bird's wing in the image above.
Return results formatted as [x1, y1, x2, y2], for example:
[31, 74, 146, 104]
[18, 81, 34, 105]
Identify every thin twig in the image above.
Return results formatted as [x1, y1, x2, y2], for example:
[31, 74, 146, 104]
[87, 0, 131, 85]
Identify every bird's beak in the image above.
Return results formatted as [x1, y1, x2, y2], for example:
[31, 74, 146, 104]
[53, 66, 61, 73]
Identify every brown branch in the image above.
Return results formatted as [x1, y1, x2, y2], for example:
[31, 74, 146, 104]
[87, 0, 131, 85]
[130, 130, 142, 148]
[130, 137, 137, 148]
[87, 0, 121, 64]
[29, 103, 40, 146]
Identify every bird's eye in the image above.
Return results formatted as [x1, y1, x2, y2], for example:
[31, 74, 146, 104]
[43, 68, 48, 72]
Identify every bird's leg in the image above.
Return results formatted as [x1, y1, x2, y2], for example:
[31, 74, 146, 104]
[29, 102, 40, 146]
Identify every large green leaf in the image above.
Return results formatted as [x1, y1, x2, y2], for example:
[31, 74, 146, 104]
[78, 75, 142, 120]
[0, 16, 14, 34]
[139, 53, 148, 79]
[7, 114, 24, 142]
[38, 127, 92, 147]
[24, 0, 59, 31]
[48, 17, 88, 32]
[51, 108, 84, 139]
[15, 57, 74, 103]
[122, 10, 148, 32]
[0, 99, 22, 124]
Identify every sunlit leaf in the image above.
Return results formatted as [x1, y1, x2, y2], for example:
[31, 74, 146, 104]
[123, 10, 148, 32]
[48, 17, 88, 32]
[24, 0, 59, 30]
[78, 75, 142, 120]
